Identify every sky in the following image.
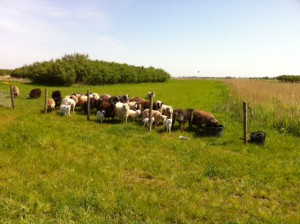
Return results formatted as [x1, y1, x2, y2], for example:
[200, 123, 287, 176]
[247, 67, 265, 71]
[1, 0, 300, 77]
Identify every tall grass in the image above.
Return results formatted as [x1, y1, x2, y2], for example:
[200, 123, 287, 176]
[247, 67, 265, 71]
[223, 79, 300, 136]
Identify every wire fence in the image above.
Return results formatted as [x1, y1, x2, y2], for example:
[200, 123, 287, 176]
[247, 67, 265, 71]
[0, 89, 12, 108]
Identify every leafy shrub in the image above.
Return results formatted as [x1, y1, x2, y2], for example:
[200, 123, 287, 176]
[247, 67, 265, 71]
[11, 53, 171, 86]
[277, 75, 300, 83]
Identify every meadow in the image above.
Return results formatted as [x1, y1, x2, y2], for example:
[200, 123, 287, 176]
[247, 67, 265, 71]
[0, 79, 299, 223]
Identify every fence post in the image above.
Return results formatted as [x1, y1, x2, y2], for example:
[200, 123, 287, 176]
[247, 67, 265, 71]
[10, 85, 15, 109]
[243, 101, 248, 143]
[87, 90, 91, 121]
[148, 92, 155, 131]
[44, 89, 48, 114]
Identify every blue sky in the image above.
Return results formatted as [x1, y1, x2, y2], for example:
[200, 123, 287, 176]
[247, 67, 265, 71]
[1, 0, 299, 77]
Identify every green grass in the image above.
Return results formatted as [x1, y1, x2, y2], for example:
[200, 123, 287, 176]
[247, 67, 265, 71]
[0, 79, 299, 223]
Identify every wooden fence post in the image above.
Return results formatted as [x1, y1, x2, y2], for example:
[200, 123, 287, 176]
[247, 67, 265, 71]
[87, 90, 91, 121]
[148, 92, 155, 131]
[243, 101, 248, 143]
[10, 85, 15, 109]
[44, 89, 48, 114]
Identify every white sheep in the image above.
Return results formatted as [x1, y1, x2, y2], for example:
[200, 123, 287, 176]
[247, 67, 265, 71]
[63, 98, 76, 114]
[96, 110, 106, 123]
[114, 102, 130, 123]
[128, 109, 141, 121]
[159, 104, 174, 119]
[164, 118, 173, 132]
[60, 104, 71, 116]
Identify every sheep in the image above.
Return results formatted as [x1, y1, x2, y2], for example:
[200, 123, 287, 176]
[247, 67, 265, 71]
[164, 118, 173, 132]
[192, 110, 219, 128]
[140, 100, 163, 111]
[60, 104, 71, 116]
[52, 90, 62, 108]
[114, 102, 130, 123]
[47, 98, 55, 112]
[92, 93, 100, 100]
[96, 110, 105, 123]
[128, 101, 140, 111]
[99, 101, 115, 119]
[82, 98, 101, 114]
[100, 94, 111, 101]
[12, 86, 19, 98]
[142, 117, 154, 126]
[109, 94, 129, 104]
[128, 109, 141, 121]
[63, 98, 76, 114]
[142, 109, 167, 127]
[77, 95, 88, 107]
[29, 88, 41, 99]
[159, 104, 174, 119]
[172, 109, 194, 131]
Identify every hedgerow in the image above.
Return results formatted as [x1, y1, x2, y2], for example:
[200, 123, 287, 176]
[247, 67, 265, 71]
[11, 53, 170, 86]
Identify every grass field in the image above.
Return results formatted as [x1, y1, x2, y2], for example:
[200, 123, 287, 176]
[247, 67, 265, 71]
[0, 79, 299, 223]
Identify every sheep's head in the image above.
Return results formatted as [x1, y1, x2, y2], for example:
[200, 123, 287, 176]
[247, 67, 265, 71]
[156, 101, 163, 109]
[122, 103, 129, 111]
[208, 118, 219, 127]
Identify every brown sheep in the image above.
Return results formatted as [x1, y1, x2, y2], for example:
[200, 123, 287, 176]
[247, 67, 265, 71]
[142, 109, 167, 127]
[99, 101, 115, 119]
[29, 88, 41, 99]
[47, 98, 56, 112]
[192, 110, 219, 128]
[12, 86, 19, 98]
[172, 109, 194, 131]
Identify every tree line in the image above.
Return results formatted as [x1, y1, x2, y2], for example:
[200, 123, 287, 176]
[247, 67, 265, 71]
[0, 69, 12, 76]
[276, 75, 300, 83]
[10, 53, 171, 86]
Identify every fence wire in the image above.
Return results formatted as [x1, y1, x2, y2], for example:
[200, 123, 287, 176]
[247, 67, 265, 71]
[0, 90, 12, 108]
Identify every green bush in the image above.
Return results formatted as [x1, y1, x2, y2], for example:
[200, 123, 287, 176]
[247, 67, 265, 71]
[11, 53, 171, 86]
[276, 75, 300, 83]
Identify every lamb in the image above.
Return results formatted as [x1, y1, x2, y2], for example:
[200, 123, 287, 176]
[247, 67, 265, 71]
[164, 118, 173, 132]
[142, 109, 167, 127]
[128, 109, 141, 121]
[96, 110, 105, 123]
[60, 104, 71, 116]
[47, 98, 56, 112]
[192, 110, 219, 128]
[63, 98, 76, 114]
[142, 117, 154, 126]
[172, 109, 194, 131]
[12, 86, 19, 98]
[114, 102, 130, 123]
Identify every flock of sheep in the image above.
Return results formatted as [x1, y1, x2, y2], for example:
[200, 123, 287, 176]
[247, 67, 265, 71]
[13, 86, 221, 133]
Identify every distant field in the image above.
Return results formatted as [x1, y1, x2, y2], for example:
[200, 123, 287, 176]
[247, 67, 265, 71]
[0, 79, 299, 223]
[223, 79, 300, 136]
